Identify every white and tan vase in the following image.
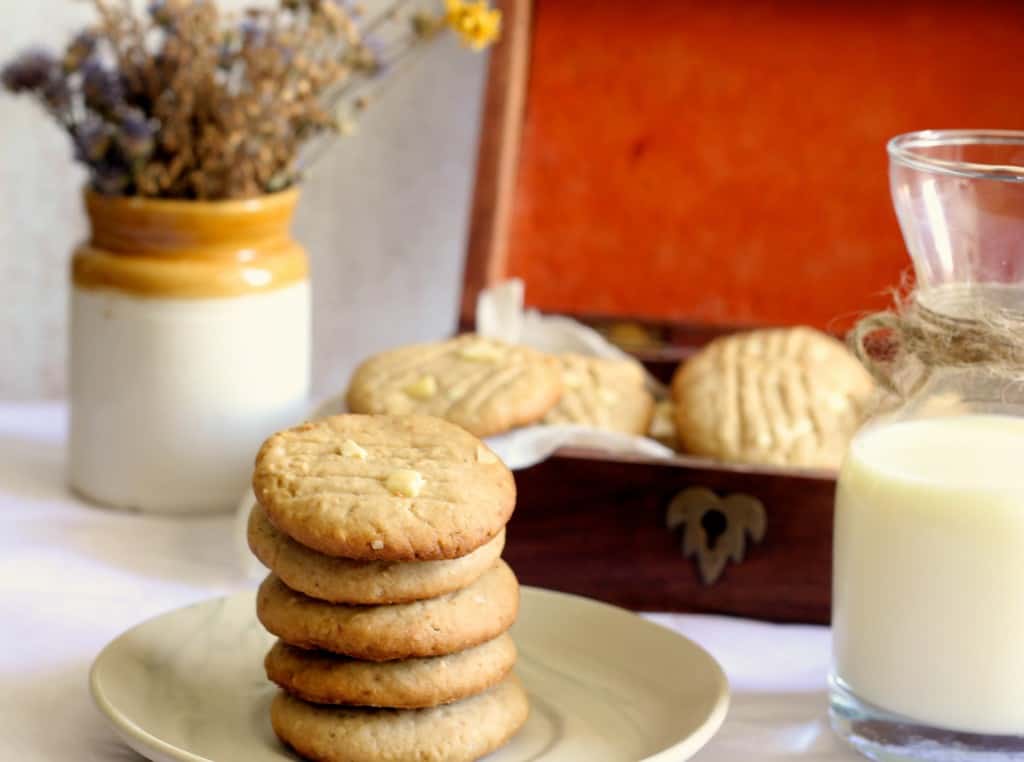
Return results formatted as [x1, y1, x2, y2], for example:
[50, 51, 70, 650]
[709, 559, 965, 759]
[69, 188, 311, 513]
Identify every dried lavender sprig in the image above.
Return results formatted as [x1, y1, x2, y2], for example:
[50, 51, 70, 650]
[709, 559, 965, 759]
[117, 108, 156, 160]
[294, 29, 431, 177]
[318, 24, 431, 119]
[63, 31, 98, 72]
[2, 48, 57, 94]
[80, 59, 124, 115]
[1, 48, 79, 127]
[315, 1, 431, 114]
[73, 116, 112, 163]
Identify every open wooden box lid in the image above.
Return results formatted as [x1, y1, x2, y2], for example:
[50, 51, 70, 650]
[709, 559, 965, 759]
[457, 0, 1023, 623]
[461, 0, 1023, 331]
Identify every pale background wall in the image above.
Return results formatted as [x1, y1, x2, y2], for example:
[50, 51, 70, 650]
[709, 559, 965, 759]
[0, 0, 487, 400]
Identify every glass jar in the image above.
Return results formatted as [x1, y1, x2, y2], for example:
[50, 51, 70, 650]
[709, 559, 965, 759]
[830, 130, 1024, 760]
[69, 189, 311, 514]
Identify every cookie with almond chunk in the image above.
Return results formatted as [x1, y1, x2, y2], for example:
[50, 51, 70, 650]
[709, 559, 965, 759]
[270, 674, 529, 762]
[671, 327, 873, 468]
[247, 502, 505, 604]
[345, 334, 562, 437]
[543, 353, 654, 434]
[257, 561, 519, 661]
[252, 414, 515, 561]
[265, 633, 517, 708]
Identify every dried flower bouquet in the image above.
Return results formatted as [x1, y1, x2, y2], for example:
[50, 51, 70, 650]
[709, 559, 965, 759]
[2, 0, 500, 200]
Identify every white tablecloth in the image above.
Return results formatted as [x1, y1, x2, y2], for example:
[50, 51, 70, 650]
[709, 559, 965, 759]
[0, 403, 858, 761]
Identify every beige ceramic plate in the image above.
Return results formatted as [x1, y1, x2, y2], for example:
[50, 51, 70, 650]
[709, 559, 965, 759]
[90, 587, 729, 762]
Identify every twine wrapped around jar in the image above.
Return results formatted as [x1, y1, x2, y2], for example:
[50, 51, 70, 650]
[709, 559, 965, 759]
[849, 286, 1024, 399]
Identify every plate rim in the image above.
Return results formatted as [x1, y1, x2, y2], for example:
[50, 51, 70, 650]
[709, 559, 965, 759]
[90, 586, 730, 762]
[90, 595, 216, 762]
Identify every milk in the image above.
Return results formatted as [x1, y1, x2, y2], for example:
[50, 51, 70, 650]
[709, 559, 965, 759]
[833, 415, 1024, 735]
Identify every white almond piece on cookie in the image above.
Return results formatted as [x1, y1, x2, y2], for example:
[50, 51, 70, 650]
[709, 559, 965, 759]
[404, 375, 438, 399]
[385, 469, 425, 498]
[458, 341, 504, 362]
[340, 439, 368, 460]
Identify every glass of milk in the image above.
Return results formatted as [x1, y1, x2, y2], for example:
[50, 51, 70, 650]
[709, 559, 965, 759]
[830, 130, 1024, 760]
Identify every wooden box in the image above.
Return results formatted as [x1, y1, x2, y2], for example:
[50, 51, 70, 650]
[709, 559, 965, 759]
[460, 0, 1024, 623]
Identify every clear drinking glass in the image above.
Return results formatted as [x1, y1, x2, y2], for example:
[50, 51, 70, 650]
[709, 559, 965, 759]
[829, 130, 1024, 760]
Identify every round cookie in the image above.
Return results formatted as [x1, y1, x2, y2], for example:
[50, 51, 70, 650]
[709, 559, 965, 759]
[345, 334, 563, 437]
[543, 353, 655, 434]
[270, 674, 529, 762]
[671, 327, 874, 469]
[257, 561, 519, 661]
[265, 633, 517, 708]
[252, 414, 515, 561]
[247, 503, 505, 604]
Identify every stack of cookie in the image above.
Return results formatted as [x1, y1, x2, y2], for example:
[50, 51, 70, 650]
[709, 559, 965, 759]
[248, 414, 528, 762]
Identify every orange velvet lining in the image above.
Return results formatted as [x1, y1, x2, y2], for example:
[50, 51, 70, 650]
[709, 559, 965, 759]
[504, 0, 1023, 328]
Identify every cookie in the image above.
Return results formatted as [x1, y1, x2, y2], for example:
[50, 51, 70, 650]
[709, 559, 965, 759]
[345, 334, 563, 437]
[257, 561, 519, 661]
[265, 633, 517, 708]
[252, 414, 515, 561]
[270, 674, 529, 762]
[543, 353, 654, 434]
[248, 503, 506, 604]
[671, 327, 874, 468]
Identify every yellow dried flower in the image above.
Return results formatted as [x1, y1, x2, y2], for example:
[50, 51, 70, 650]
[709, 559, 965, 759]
[445, 0, 501, 50]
